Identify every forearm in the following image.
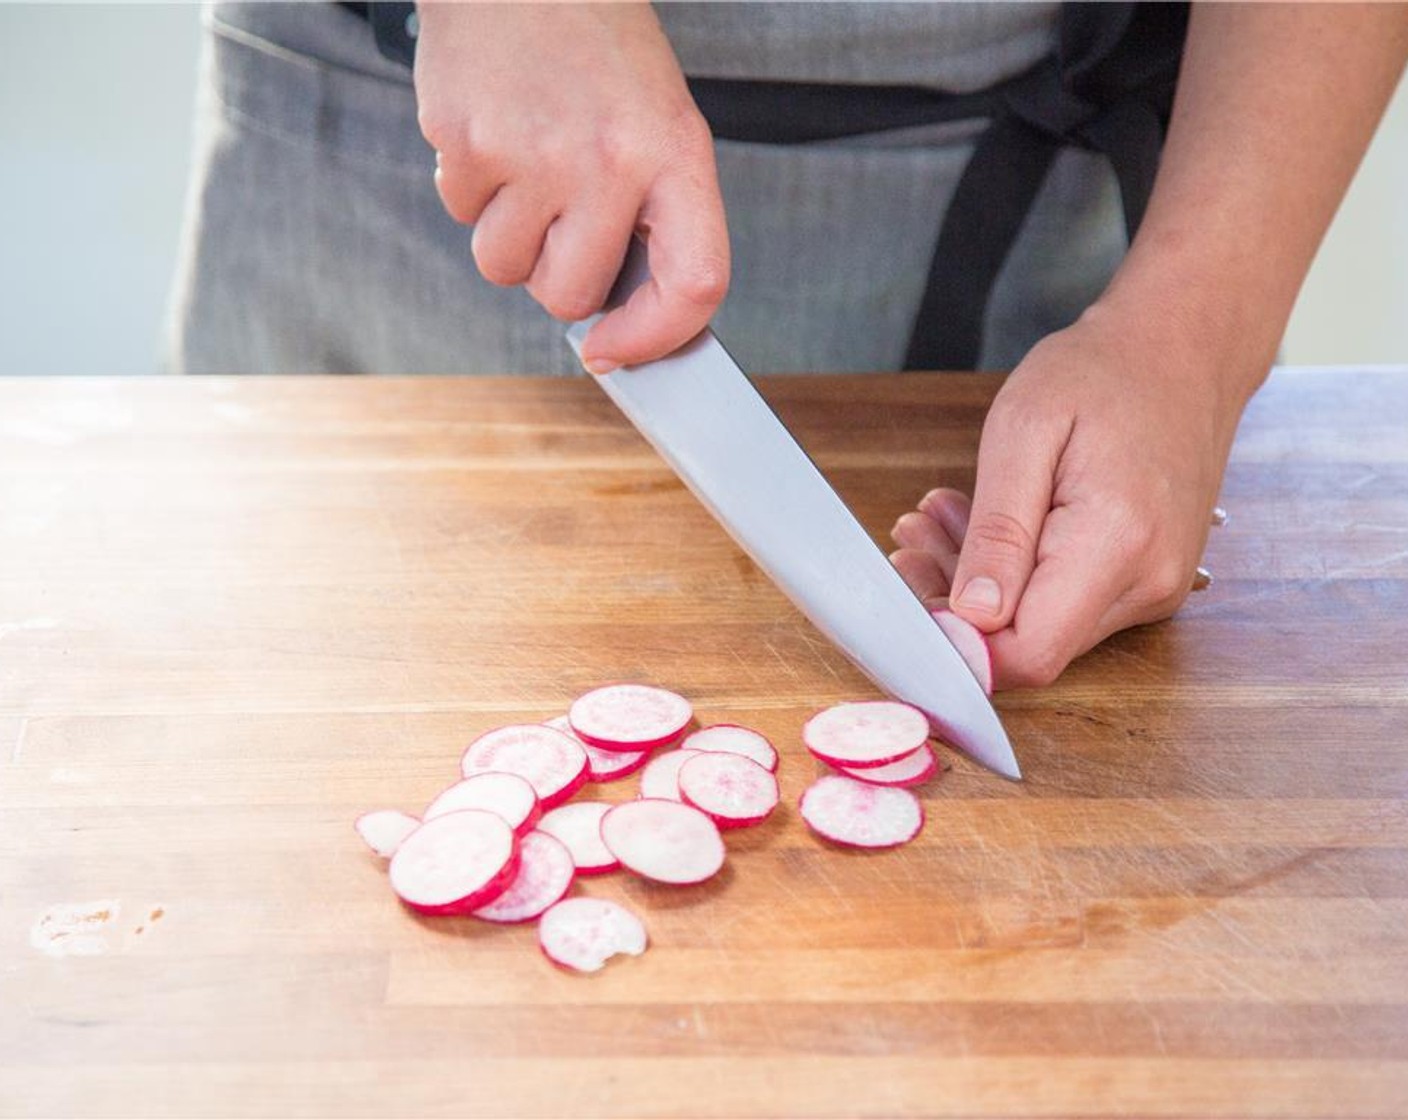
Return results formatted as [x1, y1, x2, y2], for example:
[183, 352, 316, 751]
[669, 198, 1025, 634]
[1096, 2, 1408, 400]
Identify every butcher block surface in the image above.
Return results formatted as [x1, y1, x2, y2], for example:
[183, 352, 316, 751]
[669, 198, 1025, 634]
[2, 368, 1406, 1118]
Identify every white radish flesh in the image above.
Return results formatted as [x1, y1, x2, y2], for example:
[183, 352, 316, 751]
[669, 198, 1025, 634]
[932, 609, 994, 695]
[799, 775, 924, 849]
[537, 801, 620, 875]
[388, 810, 520, 915]
[681, 724, 778, 772]
[838, 743, 939, 788]
[353, 809, 420, 859]
[423, 772, 541, 835]
[600, 799, 726, 885]
[471, 831, 575, 924]
[636, 749, 702, 801]
[538, 897, 647, 973]
[678, 752, 779, 829]
[802, 700, 930, 769]
[568, 683, 692, 751]
[460, 724, 588, 809]
[544, 715, 649, 781]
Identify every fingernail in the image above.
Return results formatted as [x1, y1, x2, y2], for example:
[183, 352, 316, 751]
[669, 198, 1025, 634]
[955, 576, 1001, 615]
[583, 357, 618, 375]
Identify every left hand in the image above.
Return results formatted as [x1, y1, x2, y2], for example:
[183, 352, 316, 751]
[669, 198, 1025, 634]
[889, 302, 1257, 690]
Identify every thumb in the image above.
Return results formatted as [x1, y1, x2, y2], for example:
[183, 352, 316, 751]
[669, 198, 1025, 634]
[948, 408, 1064, 631]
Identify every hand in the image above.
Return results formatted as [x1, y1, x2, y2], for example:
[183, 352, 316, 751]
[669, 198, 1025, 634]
[414, 2, 728, 371]
[890, 303, 1258, 689]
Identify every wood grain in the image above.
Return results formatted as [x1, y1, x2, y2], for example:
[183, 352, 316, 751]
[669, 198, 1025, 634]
[2, 369, 1406, 1119]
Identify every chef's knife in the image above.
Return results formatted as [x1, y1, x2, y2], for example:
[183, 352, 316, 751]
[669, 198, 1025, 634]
[566, 241, 1019, 779]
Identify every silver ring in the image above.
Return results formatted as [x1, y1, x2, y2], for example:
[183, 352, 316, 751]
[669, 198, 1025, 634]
[1191, 566, 1213, 592]
[1211, 506, 1229, 527]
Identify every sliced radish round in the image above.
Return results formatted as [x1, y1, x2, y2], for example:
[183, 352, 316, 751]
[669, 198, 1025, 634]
[460, 724, 588, 809]
[637, 749, 702, 801]
[799, 775, 924, 849]
[568, 684, 692, 752]
[544, 715, 650, 782]
[537, 801, 620, 875]
[423, 772, 540, 835]
[388, 810, 520, 915]
[681, 724, 778, 772]
[471, 831, 575, 924]
[538, 897, 647, 973]
[354, 809, 420, 859]
[838, 743, 939, 788]
[802, 700, 930, 769]
[678, 752, 779, 829]
[600, 799, 725, 885]
[932, 609, 994, 696]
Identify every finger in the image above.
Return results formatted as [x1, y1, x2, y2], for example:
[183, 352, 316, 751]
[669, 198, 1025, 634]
[948, 408, 1067, 632]
[433, 154, 501, 226]
[889, 548, 953, 607]
[526, 193, 639, 323]
[470, 186, 559, 287]
[890, 510, 961, 588]
[578, 158, 729, 371]
[917, 487, 972, 545]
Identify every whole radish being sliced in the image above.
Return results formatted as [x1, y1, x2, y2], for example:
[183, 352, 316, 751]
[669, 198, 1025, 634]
[544, 714, 650, 782]
[568, 684, 692, 752]
[423, 772, 540, 835]
[388, 809, 520, 915]
[537, 801, 620, 875]
[538, 897, 647, 973]
[681, 724, 778, 772]
[354, 809, 420, 859]
[600, 799, 726, 885]
[678, 752, 779, 829]
[471, 831, 575, 924]
[932, 609, 994, 696]
[799, 774, 924, 849]
[637, 749, 702, 801]
[838, 743, 939, 788]
[802, 700, 930, 769]
[460, 724, 588, 809]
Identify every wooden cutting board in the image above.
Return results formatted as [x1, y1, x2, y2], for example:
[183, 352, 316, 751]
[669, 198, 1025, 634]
[1, 369, 1405, 1118]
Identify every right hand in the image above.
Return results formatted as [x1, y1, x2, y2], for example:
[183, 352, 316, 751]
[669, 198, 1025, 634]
[414, 2, 729, 372]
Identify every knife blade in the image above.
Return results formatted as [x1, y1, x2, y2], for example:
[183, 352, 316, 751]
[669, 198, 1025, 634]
[566, 241, 1019, 779]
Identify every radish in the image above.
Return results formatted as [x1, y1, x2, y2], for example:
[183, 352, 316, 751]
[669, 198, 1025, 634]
[460, 724, 588, 809]
[423, 772, 540, 835]
[537, 801, 620, 875]
[932, 609, 994, 695]
[799, 775, 924, 849]
[538, 897, 647, 973]
[677, 751, 779, 829]
[636, 749, 702, 801]
[388, 810, 520, 915]
[599, 799, 726, 885]
[353, 809, 420, 859]
[801, 700, 930, 769]
[471, 831, 575, 924]
[568, 683, 692, 752]
[837, 743, 939, 788]
[681, 724, 778, 772]
[544, 714, 650, 782]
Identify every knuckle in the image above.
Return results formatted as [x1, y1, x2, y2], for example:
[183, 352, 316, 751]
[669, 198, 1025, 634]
[1010, 644, 1066, 689]
[673, 256, 730, 309]
[1142, 557, 1192, 609]
[472, 239, 530, 288]
[966, 511, 1036, 563]
[537, 289, 600, 323]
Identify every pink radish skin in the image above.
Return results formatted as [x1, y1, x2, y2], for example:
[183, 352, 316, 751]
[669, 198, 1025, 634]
[932, 609, 994, 696]
[802, 700, 931, 769]
[423, 772, 541, 835]
[544, 715, 650, 781]
[471, 831, 575, 924]
[838, 743, 939, 788]
[354, 809, 421, 859]
[637, 749, 702, 801]
[388, 810, 520, 915]
[538, 897, 647, 973]
[799, 775, 924, 849]
[568, 683, 693, 752]
[460, 724, 588, 809]
[678, 752, 780, 829]
[681, 724, 779, 772]
[537, 801, 620, 875]
[599, 799, 726, 885]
